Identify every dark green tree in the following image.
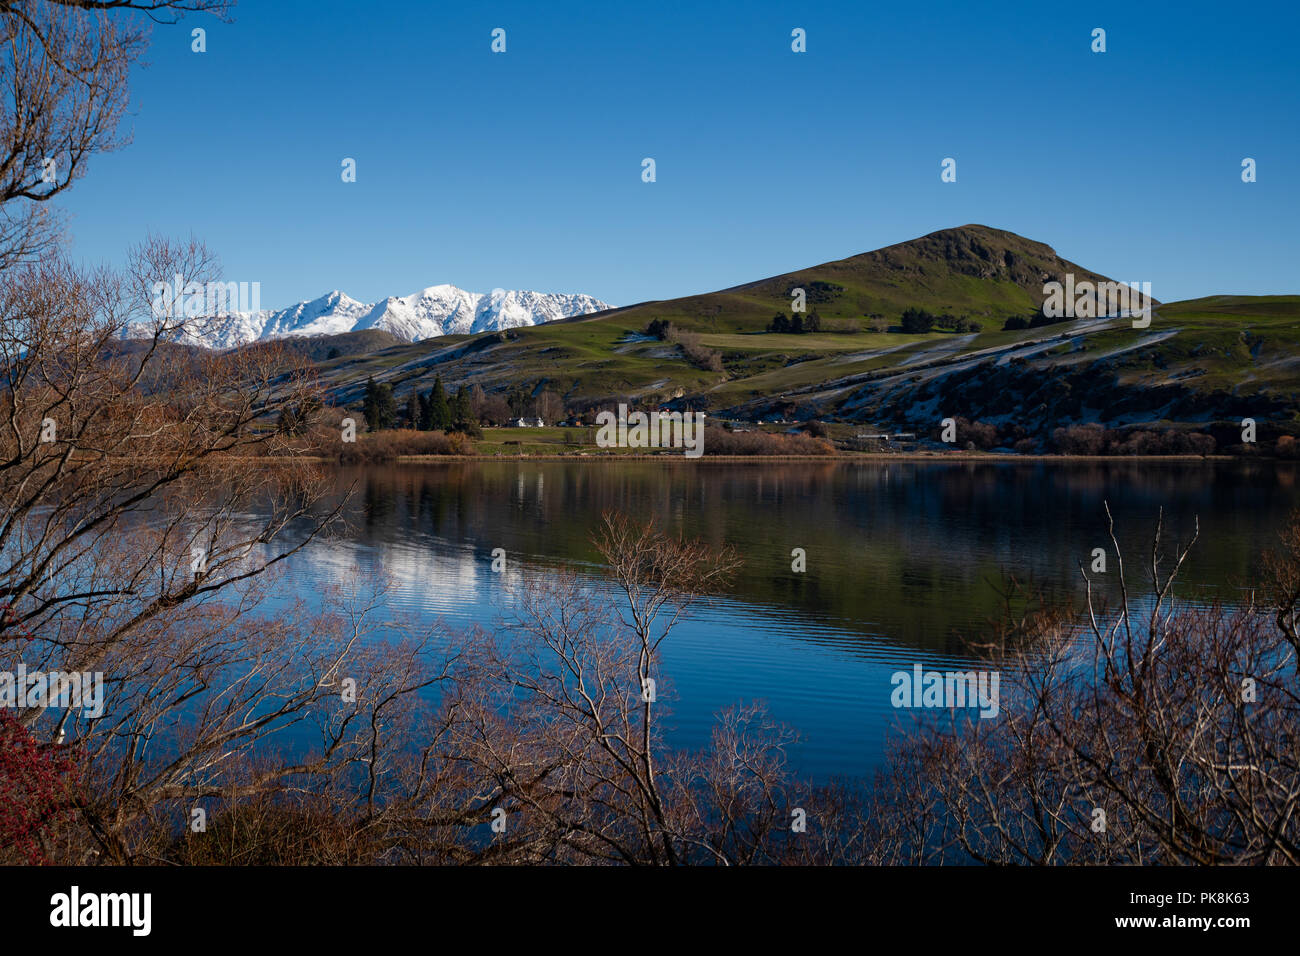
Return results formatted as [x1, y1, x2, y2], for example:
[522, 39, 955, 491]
[374, 383, 397, 430]
[452, 386, 472, 429]
[645, 318, 674, 340]
[900, 308, 936, 334]
[418, 391, 433, 430]
[427, 375, 452, 431]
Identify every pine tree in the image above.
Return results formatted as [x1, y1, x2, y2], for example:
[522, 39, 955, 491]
[428, 375, 451, 431]
[404, 392, 419, 429]
[452, 386, 472, 429]
[418, 391, 433, 430]
[375, 383, 397, 430]
[363, 376, 379, 432]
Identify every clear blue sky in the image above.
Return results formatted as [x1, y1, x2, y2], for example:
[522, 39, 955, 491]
[55, 0, 1299, 310]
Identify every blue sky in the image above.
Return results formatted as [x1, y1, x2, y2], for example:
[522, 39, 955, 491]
[54, 0, 1299, 310]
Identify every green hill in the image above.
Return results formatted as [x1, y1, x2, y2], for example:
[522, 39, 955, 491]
[292, 226, 1298, 437]
[593, 223, 1131, 335]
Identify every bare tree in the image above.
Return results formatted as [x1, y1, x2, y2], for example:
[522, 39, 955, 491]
[535, 389, 563, 424]
[0, 0, 231, 269]
[0, 246, 459, 863]
[869, 505, 1300, 865]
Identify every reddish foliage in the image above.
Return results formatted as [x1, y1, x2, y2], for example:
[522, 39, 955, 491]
[1, 602, 35, 640]
[0, 713, 77, 864]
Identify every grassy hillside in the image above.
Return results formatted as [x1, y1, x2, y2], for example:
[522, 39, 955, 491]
[242, 328, 405, 365]
[286, 227, 1298, 437]
[586, 223, 1128, 335]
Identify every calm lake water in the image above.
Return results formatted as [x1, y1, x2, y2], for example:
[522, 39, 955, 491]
[261, 459, 1300, 780]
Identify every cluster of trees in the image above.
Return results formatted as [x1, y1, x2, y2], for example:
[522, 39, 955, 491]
[767, 312, 822, 334]
[643, 319, 723, 373]
[783, 280, 843, 304]
[930, 416, 1003, 449]
[356, 377, 587, 434]
[929, 420, 1220, 456]
[1002, 305, 1063, 332]
[409, 376, 474, 433]
[645, 318, 675, 340]
[362, 377, 397, 430]
[900, 309, 983, 334]
[1052, 423, 1218, 456]
[944, 315, 983, 332]
[900, 308, 937, 334]
[505, 385, 564, 423]
[705, 426, 835, 456]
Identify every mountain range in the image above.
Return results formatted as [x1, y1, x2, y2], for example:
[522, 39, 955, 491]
[124, 284, 613, 349]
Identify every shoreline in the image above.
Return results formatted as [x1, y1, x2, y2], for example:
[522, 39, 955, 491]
[249, 452, 1282, 464]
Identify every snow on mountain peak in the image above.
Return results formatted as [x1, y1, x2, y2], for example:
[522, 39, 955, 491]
[122, 283, 613, 350]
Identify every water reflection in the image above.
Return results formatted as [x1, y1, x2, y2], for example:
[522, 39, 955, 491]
[264, 460, 1298, 778]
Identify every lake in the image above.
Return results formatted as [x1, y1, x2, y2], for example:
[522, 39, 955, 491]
[261, 459, 1300, 780]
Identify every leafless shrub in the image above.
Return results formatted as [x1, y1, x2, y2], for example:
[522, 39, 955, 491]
[704, 426, 835, 456]
[871, 505, 1300, 864]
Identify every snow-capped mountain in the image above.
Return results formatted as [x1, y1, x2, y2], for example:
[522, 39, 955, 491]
[125, 284, 612, 350]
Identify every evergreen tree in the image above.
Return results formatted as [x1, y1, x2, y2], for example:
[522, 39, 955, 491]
[375, 382, 397, 430]
[363, 376, 379, 432]
[418, 391, 433, 430]
[452, 386, 472, 429]
[900, 308, 936, 334]
[427, 375, 451, 431]
[404, 392, 419, 429]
